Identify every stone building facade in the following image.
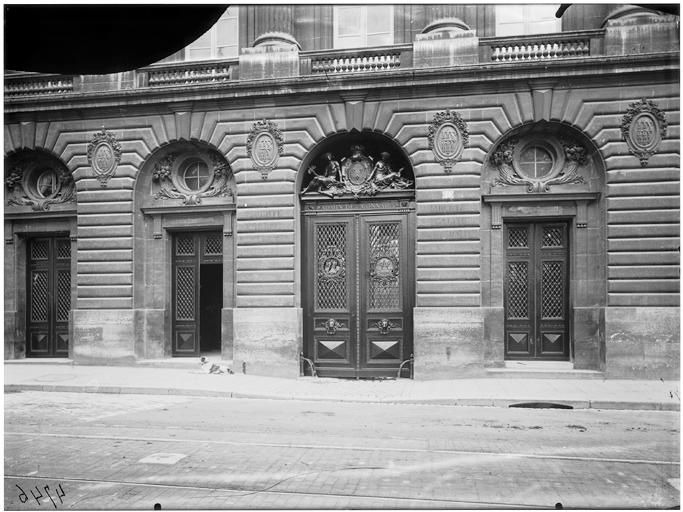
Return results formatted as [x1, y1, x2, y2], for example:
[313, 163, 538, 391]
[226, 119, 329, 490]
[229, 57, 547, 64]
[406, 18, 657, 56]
[4, 5, 680, 379]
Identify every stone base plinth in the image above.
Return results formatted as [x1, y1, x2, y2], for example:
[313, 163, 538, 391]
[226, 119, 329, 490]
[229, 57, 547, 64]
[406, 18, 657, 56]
[605, 307, 680, 379]
[73, 309, 136, 364]
[233, 307, 302, 378]
[413, 307, 485, 379]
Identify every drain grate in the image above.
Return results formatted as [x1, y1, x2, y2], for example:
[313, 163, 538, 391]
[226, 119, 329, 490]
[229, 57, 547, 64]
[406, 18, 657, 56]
[509, 402, 573, 409]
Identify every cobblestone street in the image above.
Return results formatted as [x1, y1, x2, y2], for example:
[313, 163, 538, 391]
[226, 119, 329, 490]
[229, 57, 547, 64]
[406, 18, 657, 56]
[5, 391, 680, 509]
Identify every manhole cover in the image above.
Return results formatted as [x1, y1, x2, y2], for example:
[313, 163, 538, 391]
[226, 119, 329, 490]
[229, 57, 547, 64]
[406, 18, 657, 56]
[138, 453, 187, 465]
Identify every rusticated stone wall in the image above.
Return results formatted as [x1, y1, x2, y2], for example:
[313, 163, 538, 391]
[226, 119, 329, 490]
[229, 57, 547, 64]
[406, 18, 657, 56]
[3, 67, 679, 378]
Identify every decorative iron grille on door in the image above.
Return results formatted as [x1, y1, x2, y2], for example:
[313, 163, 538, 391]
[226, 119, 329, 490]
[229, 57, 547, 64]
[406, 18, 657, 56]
[172, 231, 223, 356]
[504, 222, 569, 360]
[26, 237, 71, 357]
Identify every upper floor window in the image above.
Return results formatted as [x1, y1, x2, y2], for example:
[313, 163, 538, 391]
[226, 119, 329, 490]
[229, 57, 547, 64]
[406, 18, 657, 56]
[333, 5, 394, 49]
[495, 4, 561, 37]
[187, 6, 239, 60]
[157, 6, 238, 63]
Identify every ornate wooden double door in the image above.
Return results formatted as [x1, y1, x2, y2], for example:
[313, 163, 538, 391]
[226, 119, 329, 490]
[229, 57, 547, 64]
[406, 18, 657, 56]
[26, 236, 71, 357]
[303, 207, 414, 378]
[504, 222, 570, 360]
[172, 231, 223, 356]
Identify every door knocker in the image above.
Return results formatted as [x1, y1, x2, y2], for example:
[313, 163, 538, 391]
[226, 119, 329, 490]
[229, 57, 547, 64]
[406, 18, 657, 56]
[325, 318, 342, 335]
[377, 318, 393, 335]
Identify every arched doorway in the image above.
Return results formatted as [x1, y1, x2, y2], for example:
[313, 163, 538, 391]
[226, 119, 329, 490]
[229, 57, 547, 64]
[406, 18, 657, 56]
[299, 132, 415, 378]
[133, 140, 235, 359]
[482, 121, 606, 369]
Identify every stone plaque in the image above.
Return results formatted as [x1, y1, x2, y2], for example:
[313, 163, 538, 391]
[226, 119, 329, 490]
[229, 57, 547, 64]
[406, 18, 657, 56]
[428, 109, 469, 173]
[621, 98, 667, 167]
[87, 129, 121, 187]
[247, 119, 284, 179]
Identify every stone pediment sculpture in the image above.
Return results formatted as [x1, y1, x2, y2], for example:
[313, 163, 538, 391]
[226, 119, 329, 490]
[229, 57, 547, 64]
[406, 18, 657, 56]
[491, 136, 586, 193]
[152, 151, 233, 206]
[300, 145, 412, 199]
[5, 161, 75, 211]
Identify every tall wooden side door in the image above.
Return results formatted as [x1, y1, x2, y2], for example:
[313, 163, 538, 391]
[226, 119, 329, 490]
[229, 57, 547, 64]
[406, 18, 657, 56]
[303, 212, 413, 378]
[26, 236, 71, 357]
[172, 231, 223, 356]
[504, 222, 570, 360]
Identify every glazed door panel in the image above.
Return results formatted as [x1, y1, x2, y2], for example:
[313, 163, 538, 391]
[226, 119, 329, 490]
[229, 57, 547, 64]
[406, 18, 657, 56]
[304, 212, 412, 378]
[172, 231, 223, 356]
[26, 236, 71, 357]
[504, 222, 569, 360]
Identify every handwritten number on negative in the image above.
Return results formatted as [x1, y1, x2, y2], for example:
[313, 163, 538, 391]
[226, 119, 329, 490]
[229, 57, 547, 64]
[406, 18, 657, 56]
[43, 486, 57, 509]
[30, 486, 44, 505]
[16, 485, 28, 503]
[55, 485, 65, 504]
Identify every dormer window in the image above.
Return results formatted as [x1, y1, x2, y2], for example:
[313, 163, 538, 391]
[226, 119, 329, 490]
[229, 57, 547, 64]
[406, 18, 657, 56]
[333, 5, 394, 49]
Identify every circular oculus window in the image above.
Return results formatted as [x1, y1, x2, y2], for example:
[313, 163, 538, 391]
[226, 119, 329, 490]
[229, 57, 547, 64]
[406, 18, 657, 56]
[180, 159, 212, 193]
[512, 139, 564, 182]
[24, 166, 61, 200]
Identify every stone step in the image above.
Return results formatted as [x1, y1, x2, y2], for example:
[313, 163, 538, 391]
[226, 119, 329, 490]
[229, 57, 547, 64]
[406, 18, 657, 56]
[487, 361, 605, 379]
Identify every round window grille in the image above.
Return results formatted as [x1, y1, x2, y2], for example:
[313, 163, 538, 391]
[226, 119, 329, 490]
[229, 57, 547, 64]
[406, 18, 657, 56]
[35, 169, 59, 198]
[518, 145, 554, 179]
[181, 160, 212, 192]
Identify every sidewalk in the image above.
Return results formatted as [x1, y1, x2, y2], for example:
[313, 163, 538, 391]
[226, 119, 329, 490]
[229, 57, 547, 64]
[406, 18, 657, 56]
[4, 361, 680, 411]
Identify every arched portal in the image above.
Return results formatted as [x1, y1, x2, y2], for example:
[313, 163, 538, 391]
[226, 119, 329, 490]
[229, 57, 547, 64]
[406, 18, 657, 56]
[299, 131, 416, 378]
[481, 121, 606, 369]
[133, 140, 235, 360]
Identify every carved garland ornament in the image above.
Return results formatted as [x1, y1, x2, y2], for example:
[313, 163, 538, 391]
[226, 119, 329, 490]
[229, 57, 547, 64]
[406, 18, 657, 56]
[300, 145, 413, 199]
[246, 119, 284, 179]
[491, 137, 586, 193]
[621, 98, 667, 167]
[86, 129, 122, 188]
[428, 109, 469, 173]
[152, 152, 233, 206]
[5, 162, 75, 211]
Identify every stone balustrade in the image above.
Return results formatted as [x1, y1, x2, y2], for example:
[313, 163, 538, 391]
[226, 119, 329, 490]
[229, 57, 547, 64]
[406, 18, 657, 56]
[480, 30, 605, 62]
[4, 27, 666, 98]
[144, 60, 235, 87]
[303, 45, 411, 74]
[4, 74, 74, 96]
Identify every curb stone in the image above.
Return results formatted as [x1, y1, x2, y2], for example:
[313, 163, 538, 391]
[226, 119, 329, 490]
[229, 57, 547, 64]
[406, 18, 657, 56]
[4, 384, 680, 411]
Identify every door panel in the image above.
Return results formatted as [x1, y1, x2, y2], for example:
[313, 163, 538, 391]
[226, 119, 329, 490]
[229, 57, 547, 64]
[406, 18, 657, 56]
[171, 231, 223, 356]
[304, 211, 413, 378]
[27, 236, 71, 357]
[504, 222, 569, 360]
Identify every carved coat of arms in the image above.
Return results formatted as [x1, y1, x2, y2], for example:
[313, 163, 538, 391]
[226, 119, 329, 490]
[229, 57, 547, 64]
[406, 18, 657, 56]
[621, 98, 667, 167]
[87, 129, 121, 188]
[301, 145, 412, 199]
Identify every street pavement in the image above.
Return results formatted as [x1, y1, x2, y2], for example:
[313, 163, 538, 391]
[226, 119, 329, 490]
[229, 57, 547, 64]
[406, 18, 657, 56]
[4, 362, 681, 411]
[4, 390, 680, 510]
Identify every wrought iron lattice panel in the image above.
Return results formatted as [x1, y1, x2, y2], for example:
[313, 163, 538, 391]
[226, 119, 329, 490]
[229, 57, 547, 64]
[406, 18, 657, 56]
[30, 271, 49, 323]
[176, 236, 195, 256]
[506, 262, 528, 319]
[542, 227, 563, 247]
[369, 223, 400, 310]
[56, 271, 71, 322]
[204, 234, 223, 256]
[508, 227, 528, 248]
[30, 240, 49, 261]
[175, 267, 195, 320]
[315, 224, 347, 310]
[542, 261, 564, 319]
[56, 239, 71, 259]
